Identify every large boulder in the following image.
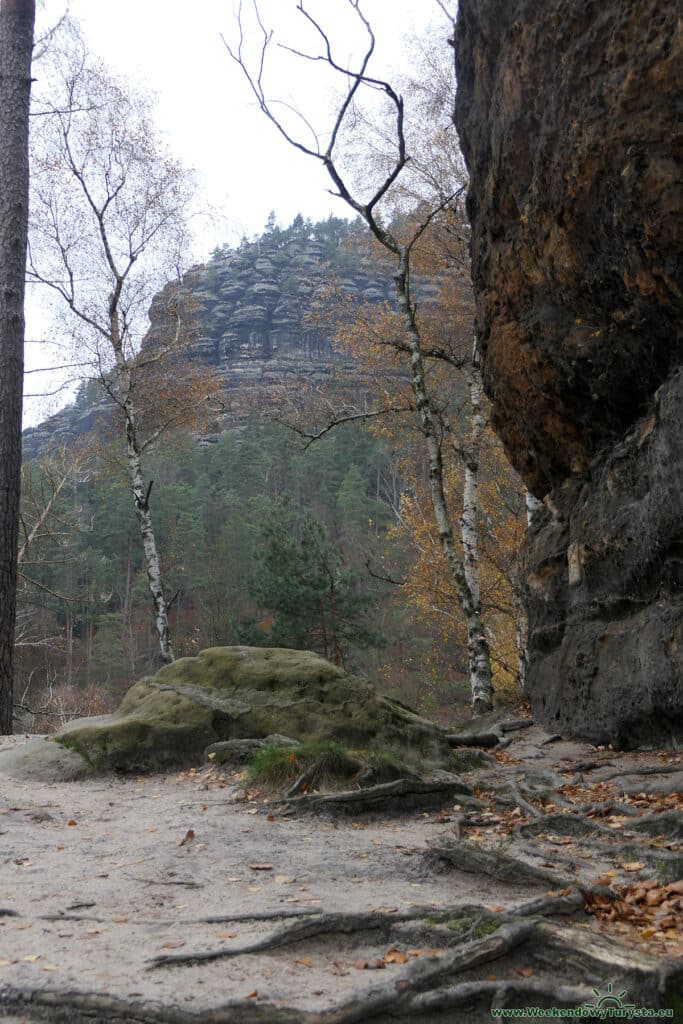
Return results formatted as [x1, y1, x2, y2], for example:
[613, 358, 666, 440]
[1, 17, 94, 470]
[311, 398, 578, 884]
[455, 0, 682, 746]
[52, 647, 458, 772]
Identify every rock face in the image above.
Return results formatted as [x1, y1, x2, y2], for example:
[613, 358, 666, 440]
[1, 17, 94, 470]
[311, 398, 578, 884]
[23, 222, 397, 458]
[52, 646, 458, 772]
[455, 1, 682, 745]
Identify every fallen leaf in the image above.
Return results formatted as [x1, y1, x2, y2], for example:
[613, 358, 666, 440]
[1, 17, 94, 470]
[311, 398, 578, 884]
[207, 752, 216, 760]
[22, 954, 40, 962]
[13, 922, 32, 930]
[621, 861, 645, 871]
[266, 813, 276, 822]
[383, 948, 409, 964]
[248, 863, 273, 871]
[0, 959, 11, 967]
[517, 967, 534, 977]
[244, 990, 258, 999]
[275, 875, 295, 884]
[42, 964, 58, 972]
[294, 955, 314, 967]
[112, 916, 128, 923]
[159, 941, 185, 949]
[664, 881, 683, 896]
[247, 886, 261, 893]
[177, 829, 195, 847]
[215, 931, 237, 939]
[67, 819, 77, 827]
[353, 958, 386, 970]
[96, 872, 109, 878]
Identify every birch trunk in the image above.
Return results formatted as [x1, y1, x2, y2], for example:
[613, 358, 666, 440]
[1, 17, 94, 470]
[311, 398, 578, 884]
[459, 363, 486, 607]
[0, 0, 35, 734]
[111, 312, 174, 665]
[513, 489, 542, 693]
[393, 248, 493, 717]
[123, 392, 174, 664]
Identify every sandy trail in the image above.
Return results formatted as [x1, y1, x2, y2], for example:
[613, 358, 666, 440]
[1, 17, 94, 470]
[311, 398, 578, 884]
[0, 729, 680, 1022]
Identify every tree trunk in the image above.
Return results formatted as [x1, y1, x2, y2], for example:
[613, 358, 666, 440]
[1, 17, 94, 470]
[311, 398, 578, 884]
[110, 309, 174, 666]
[393, 248, 493, 717]
[460, 364, 485, 608]
[124, 398, 174, 664]
[0, 0, 36, 734]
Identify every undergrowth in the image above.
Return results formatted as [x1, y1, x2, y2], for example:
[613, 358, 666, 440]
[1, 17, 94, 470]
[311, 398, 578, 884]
[247, 740, 410, 789]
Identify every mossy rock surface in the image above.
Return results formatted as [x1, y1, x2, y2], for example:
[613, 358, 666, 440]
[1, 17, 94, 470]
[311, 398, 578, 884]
[52, 647, 457, 773]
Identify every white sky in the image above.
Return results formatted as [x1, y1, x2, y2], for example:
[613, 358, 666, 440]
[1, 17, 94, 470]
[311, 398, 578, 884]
[25, 0, 453, 425]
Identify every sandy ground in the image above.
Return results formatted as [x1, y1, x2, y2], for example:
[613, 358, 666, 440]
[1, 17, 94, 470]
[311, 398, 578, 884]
[0, 728, 680, 1022]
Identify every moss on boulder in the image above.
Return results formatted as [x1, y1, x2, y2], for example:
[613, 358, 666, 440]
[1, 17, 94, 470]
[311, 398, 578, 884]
[52, 647, 458, 773]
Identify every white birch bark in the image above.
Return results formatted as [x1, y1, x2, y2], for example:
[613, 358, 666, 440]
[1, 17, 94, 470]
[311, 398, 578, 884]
[513, 488, 543, 693]
[393, 248, 493, 717]
[111, 317, 173, 665]
[459, 362, 486, 608]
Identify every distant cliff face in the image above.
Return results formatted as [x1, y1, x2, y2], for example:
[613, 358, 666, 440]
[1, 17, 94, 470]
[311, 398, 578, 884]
[24, 222, 401, 456]
[455, 0, 682, 745]
[149, 226, 395, 372]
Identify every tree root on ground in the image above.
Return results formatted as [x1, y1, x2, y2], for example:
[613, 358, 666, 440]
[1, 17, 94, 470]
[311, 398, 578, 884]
[271, 775, 472, 816]
[426, 835, 577, 889]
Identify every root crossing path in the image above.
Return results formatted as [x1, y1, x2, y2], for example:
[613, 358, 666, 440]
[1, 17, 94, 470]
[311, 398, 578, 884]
[0, 725, 681, 1022]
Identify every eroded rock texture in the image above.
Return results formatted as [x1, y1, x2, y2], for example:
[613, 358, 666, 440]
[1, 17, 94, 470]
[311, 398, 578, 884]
[455, 1, 682, 745]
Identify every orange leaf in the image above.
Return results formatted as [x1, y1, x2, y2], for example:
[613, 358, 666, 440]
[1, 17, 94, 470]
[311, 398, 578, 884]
[383, 947, 409, 964]
[159, 941, 185, 949]
[177, 829, 195, 847]
[67, 819, 77, 827]
[517, 967, 534, 977]
[244, 990, 258, 1000]
[215, 931, 237, 939]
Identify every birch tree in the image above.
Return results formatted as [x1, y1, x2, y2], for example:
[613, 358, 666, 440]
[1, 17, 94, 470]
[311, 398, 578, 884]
[0, 0, 36, 733]
[227, 0, 495, 714]
[28, 32, 198, 665]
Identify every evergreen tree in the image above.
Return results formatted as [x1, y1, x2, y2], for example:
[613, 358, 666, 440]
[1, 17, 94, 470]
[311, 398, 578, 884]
[248, 496, 381, 665]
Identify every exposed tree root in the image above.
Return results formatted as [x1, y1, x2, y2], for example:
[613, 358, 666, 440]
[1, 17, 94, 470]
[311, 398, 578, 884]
[271, 776, 471, 816]
[426, 835, 577, 889]
[447, 731, 501, 748]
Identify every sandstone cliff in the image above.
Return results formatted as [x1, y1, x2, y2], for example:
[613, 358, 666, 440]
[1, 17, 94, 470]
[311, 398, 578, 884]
[24, 218, 404, 456]
[455, 1, 682, 745]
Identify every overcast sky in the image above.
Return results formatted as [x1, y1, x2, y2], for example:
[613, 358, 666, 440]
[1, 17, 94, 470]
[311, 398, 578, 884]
[26, 0, 453, 424]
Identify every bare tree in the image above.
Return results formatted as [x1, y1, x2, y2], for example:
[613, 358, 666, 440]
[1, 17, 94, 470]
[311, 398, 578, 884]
[0, 0, 36, 733]
[226, 0, 494, 715]
[28, 28, 201, 665]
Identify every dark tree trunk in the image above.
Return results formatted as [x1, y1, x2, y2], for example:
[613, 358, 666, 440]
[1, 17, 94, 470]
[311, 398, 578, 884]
[0, 0, 35, 734]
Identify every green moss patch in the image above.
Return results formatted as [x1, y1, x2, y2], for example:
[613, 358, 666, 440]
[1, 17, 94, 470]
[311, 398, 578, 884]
[49, 646, 459, 775]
